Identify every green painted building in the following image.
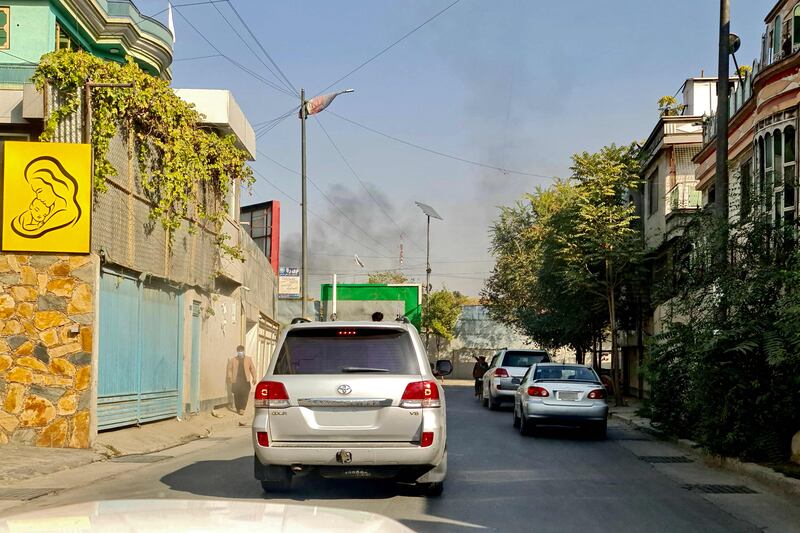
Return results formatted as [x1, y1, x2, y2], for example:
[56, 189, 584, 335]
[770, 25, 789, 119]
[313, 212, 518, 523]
[320, 284, 423, 330]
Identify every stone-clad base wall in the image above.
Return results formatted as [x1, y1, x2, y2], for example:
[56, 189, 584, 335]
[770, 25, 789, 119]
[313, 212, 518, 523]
[0, 253, 95, 448]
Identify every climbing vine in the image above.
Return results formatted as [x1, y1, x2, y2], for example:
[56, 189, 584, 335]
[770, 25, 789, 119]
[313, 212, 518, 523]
[32, 50, 254, 256]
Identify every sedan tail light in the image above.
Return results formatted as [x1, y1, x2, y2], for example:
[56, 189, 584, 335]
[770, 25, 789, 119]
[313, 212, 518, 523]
[400, 380, 441, 408]
[587, 388, 606, 400]
[254, 381, 290, 409]
[527, 386, 549, 397]
[493, 368, 509, 377]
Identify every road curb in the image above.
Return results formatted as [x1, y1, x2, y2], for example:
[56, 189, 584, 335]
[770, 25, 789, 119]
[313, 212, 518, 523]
[610, 411, 800, 501]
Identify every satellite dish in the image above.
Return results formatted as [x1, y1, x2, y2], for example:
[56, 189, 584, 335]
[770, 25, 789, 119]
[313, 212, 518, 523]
[729, 33, 741, 55]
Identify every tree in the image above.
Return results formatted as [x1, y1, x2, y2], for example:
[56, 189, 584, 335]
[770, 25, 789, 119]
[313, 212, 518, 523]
[657, 95, 685, 117]
[482, 182, 603, 361]
[368, 271, 408, 284]
[423, 289, 468, 351]
[558, 143, 643, 406]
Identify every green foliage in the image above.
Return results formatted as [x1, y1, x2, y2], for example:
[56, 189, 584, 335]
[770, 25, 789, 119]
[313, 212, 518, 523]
[32, 50, 254, 256]
[647, 212, 800, 462]
[737, 65, 752, 78]
[657, 95, 685, 117]
[482, 181, 603, 353]
[423, 289, 468, 341]
[368, 271, 409, 284]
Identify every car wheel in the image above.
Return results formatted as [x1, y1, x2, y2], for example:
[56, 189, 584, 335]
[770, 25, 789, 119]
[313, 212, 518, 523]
[513, 403, 521, 428]
[592, 420, 607, 440]
[519, 414, 534, 436]
[481, 387, 489, 408]
[260, 478, 292, 492]
[487, 392, 500, 411]
[418, 481, 444, 497]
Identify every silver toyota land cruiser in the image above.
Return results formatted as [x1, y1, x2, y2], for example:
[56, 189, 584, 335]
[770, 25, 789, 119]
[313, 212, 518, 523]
[252, 320, 451, 496]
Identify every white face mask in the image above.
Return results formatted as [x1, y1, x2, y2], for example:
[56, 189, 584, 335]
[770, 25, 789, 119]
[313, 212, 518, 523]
[237, 351, 244, 358]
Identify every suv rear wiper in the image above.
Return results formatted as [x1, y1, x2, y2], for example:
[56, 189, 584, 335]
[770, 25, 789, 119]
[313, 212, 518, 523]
[341, 367, 391, 373]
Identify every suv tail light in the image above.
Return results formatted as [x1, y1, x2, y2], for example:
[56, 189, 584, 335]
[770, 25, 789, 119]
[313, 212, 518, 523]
[587, 388, 606, 399]
[256, 432, 270, 447]
[420, 431, 434, 448]
[493, 368, 509, 377]
[400, 381, 441, 408]
[527, 386, 549, 397]
[254, 381, 290, 408]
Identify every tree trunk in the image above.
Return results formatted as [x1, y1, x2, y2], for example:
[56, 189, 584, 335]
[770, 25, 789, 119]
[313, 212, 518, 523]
[606, 258, 623, 407]
[575, 345, 585, 365]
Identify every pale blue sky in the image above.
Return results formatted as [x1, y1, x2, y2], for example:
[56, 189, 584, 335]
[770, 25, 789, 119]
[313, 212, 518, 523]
[136, 0, 771, 296]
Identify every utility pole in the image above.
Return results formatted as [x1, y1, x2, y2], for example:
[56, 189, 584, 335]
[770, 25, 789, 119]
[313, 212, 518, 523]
[300, 88, 309, 319]
[716, 0, 730, 222]
[425, 214, 432, 302]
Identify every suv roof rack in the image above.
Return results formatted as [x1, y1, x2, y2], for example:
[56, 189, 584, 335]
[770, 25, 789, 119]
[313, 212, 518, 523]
[291, 317, 311, 324]
[396, 316, 410, 324]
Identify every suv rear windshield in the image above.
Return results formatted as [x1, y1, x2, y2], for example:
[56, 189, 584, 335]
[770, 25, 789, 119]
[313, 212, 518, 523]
[502, 351, 549, 367]
[273, 327, 420, 375]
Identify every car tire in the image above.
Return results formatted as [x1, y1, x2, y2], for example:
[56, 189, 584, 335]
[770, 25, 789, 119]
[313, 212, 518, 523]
[513, 403, 521, 428]
[592, 420, 607, 440]
[519, 414, 534, 436]
[487, 393, 500, 411]
[418, 481, 444, 497]
[261, 478, 292, 493]
[481, 388, 489, 408]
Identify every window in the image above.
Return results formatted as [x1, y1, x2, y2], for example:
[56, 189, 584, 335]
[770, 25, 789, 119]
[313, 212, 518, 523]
[774, 15, 783, 57]
[533, 365, 599, 383]
[648, 169, 658, 216]
[501, 351, 549, 368]
[708, 184, 716, 207]
[0, 7, 9, 50]
[273, 328, 418, 375]
[741, 158, 753, 218]
[56, 22, 81, 51]
[794, 5, 800, 46]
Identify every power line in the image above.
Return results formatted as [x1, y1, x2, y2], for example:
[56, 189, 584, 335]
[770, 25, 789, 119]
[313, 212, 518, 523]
[329, 111, 560, 180]
[223, 0, 299, 96]
[257, 150, 397, 256]
[0, 50, 37, 64]
[173, 53, 222, 62]
[211, 1, 293, 96]
[314, 117, 427, 255]
[150, 0, 229, 17]
[318, 0, 463, 94]
[172, 7, 296, 98]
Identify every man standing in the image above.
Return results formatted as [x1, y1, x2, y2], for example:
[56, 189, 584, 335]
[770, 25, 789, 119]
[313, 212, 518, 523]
[227, 345, 257, 415]
[472, 355, 489, 398]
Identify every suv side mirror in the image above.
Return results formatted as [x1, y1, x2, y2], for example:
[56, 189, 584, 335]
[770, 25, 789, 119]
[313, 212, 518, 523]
[435, 359, 453, 376]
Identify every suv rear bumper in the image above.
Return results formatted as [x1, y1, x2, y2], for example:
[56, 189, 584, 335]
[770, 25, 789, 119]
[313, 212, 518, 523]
[253, 436, 444, 467]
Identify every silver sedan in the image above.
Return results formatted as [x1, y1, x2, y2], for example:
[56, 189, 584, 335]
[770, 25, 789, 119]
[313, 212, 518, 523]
[513, 363, 608, 438]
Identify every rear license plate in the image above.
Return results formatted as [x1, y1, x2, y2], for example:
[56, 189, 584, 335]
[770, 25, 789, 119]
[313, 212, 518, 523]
[557, 391, 580, 401]
[511, 378, 521, 385]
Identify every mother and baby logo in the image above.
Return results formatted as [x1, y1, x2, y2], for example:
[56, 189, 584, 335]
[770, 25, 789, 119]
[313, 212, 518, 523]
[1, 141, 91, 254]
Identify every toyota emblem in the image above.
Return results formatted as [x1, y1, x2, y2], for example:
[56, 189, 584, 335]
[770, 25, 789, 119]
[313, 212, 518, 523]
[337, 384, 352, 395]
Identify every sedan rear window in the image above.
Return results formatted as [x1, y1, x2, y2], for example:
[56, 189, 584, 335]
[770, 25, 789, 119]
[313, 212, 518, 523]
[273, 328, 420, 375]
[502, 351, 549, 367]
[534, 365, 599, 382]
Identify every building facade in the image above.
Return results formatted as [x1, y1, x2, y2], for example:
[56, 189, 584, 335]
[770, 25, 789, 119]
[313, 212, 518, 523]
[0, 0, 278, 447]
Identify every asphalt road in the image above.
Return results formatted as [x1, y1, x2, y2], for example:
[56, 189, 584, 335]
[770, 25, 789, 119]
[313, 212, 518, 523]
[4, 385, 800, 532]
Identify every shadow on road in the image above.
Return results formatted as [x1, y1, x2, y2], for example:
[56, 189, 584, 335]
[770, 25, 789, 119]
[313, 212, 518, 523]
[160, 455, 417, 501]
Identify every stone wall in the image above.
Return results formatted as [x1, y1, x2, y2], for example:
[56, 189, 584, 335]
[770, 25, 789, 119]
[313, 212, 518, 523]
[0, 253, 95, 448]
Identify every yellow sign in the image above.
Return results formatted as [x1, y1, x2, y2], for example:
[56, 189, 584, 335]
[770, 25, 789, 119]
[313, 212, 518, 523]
[1, 141, 92, 254]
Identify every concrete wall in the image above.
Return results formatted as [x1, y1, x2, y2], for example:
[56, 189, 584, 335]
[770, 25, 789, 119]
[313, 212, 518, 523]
[4, 1, 55, 66]
[0, 253, 96, 447]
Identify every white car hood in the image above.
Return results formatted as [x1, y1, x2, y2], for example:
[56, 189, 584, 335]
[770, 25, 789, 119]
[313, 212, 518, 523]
[0, 499, 414, 533]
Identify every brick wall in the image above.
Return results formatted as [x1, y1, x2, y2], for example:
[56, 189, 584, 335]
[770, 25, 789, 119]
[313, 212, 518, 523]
[0, 253, 95, 447]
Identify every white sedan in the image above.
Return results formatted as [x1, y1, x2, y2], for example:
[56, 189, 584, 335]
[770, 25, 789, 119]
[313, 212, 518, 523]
[513, 363, 609, 438]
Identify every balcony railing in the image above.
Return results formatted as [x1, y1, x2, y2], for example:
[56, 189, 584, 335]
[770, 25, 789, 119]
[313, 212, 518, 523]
[702, 61, 760, 145]
[99, 0, 174, 46]
[665, 182, 701, 216]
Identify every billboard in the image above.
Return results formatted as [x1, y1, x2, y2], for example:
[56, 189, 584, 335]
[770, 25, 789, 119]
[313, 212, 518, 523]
[1, 141, 92, 254]
[278, 267, 301, 299]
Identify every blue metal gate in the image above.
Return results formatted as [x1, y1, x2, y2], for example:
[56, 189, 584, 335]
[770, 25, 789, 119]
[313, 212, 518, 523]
[98, 268, 181, 430]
